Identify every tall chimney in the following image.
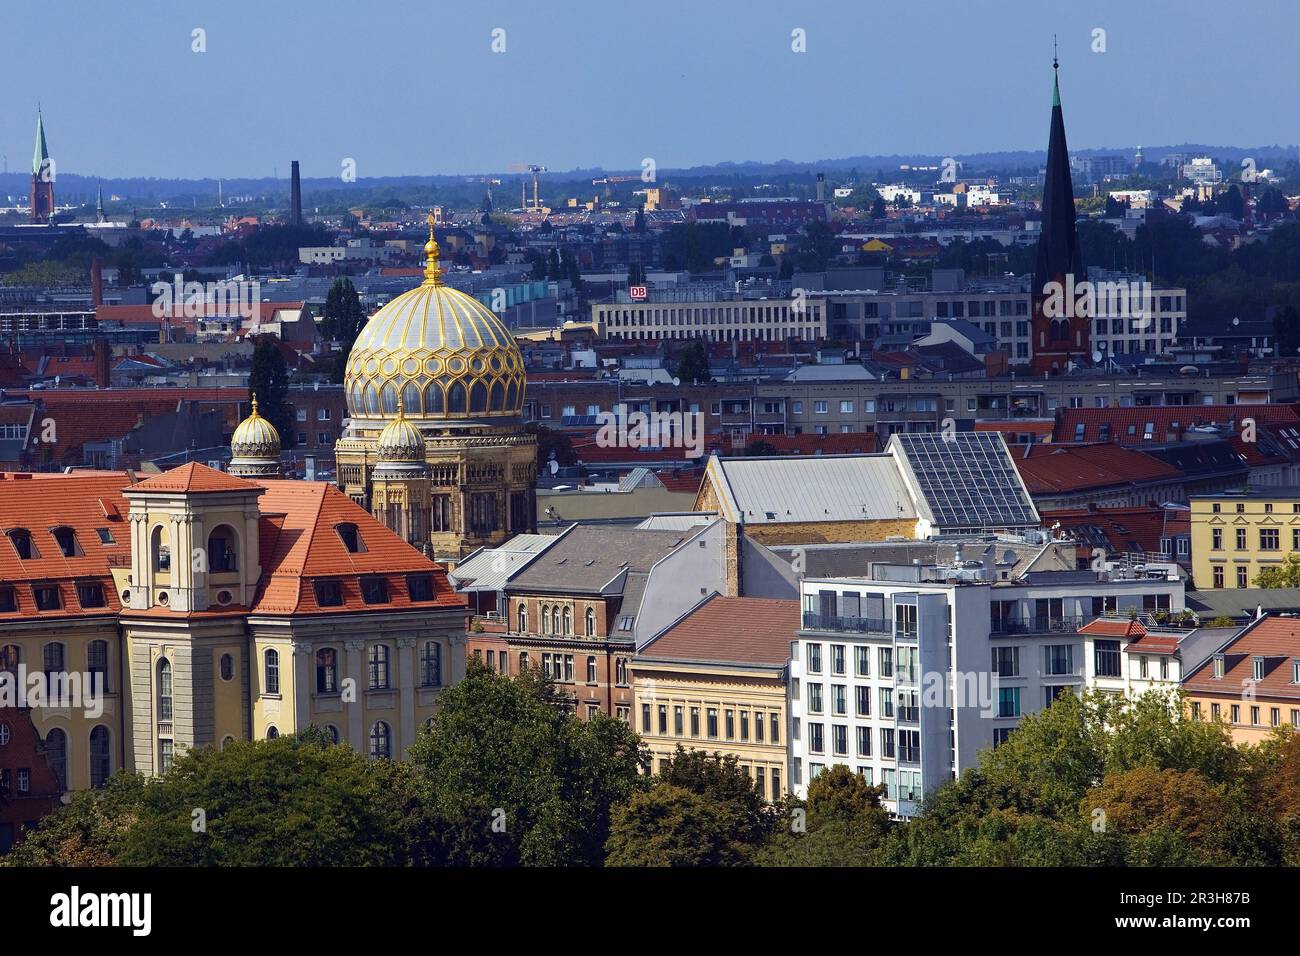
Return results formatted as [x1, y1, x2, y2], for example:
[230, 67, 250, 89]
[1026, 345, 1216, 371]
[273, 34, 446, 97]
[91, 256, 104, 308]
[290, 160, 303, 226]
[815, 172, 826, 203]
[93, 338, 110, 387]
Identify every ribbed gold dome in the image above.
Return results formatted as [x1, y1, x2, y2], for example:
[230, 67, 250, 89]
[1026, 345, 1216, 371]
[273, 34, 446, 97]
[344, 212, 526, 422]
[376, 398, 426, 462]
[231, 395, 281, 459]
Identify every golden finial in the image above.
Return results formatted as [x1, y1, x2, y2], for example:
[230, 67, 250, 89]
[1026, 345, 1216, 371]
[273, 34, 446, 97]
[250, 393, 260, 416]
[423, 210, 442, 286]
[395, 394, 405, 418]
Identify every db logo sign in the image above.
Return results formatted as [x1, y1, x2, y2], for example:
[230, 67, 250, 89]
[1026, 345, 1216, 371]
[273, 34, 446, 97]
[629, 285, 647, 300]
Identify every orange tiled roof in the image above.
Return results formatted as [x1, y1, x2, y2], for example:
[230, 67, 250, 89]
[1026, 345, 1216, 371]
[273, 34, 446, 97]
[1079, 617, 1147, 639]
[0, 471, 131, 623]
[131, 462, 256, 494]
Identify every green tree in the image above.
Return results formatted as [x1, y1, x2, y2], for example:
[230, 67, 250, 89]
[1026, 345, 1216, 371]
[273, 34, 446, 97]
[605, 784, 751, 866]
[674, 339, 712, 384]
[3, 772, 146, 866]
[248, 336, 293, 449]
[320, 277, 366, 381]
[115, 730, 421, 865]
[408, 659, 648, 866]
[755, 765, 891, 866]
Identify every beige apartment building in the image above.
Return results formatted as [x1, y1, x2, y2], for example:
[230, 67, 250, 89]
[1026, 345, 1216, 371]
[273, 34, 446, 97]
[632, 595, 795, 800]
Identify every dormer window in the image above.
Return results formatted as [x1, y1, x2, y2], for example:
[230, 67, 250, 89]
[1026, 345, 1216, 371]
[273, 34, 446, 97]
[314, 580, 344, 607]
[0, 588, 15, 613]
[360, 577, 389, 605]
[33, 584, 61, 611]
[1212, 653, 1225, 679]
[77, 582, 106, 609]
[406, 573, 434, 602]
[336, 523, 365, 554]
[1253, 656, 1265, 681]
[50, 526, 82, 558]
[6, 529, 37, 560]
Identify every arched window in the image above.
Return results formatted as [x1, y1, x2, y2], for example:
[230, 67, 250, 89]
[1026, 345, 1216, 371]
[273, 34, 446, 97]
[264, 649, 280, 695]
[316, 648, 337, 693]
[221, 735, 235, 750]
[364, 384, 379, 415]
[87, 640, 109, 693]
[447, 382, 467, 414]
[381, 383, 398, 414]
[207, 525, 238, 572]
[489, 381, 504, 411]
[586, 607, 596, 637]
[89, 725, 111, 787]
[6, 528, 37, 560]
[420, 641, 441, 687]
[517, 603, 527, 633]
[369, 721, 392, 759]
[44, 728, 67, 790]
[562, 606, 572, 635]
[50, 526, 82, 558]
[44, 642, 65, 702]
[325, 725, 340, 745]
[616, 658, 628, 686]
[150, 525, 170, 574]
[368, 643, 390, 689]
[402, 382, 422, 415]
[540, 604, 550, 635]
[157, 658, 173, 721]
[425, 382, 444, 414]
[586, 655, 597, 683]
[0, 643, 19, 677]
[266, 726, 279, 740]
[519, 651, 529, 672]
[470, 381, 488, 412]
[220, 653, 234, 681]
[551, 606, 561, 634]
[505, 381, 518, 411]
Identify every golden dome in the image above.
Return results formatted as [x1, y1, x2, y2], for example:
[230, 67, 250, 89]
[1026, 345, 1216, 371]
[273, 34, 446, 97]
[376, 397, 426, 463]
[344, 211, 526, 423]
[231, 395, 281, 459]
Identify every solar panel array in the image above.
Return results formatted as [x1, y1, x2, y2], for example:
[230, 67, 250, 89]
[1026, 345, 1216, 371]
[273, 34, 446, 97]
[893, 432, 1038, 529]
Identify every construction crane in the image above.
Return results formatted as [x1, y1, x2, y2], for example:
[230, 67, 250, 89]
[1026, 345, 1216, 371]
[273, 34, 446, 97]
[509, 163, 548, 211]
[464, 176, 502, 206]
[592, 175, 640, 185]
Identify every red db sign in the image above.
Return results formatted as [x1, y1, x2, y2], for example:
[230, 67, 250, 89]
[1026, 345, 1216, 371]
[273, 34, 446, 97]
[629, 285, 647, 300]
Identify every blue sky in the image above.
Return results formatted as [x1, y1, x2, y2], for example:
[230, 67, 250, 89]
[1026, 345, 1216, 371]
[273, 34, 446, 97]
[3, 0, 1297, 179]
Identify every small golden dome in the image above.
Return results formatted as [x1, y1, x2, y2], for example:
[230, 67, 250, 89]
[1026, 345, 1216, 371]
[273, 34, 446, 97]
[343, 210, 526, 423]
[231, 394, 281, 460]
[376, 397, 426, 463]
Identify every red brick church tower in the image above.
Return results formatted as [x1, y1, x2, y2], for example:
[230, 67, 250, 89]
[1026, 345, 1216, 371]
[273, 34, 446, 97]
[1029, 55, 1089, 375]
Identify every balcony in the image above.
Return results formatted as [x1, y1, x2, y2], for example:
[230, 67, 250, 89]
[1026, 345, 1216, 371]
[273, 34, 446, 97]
[990, 615, 1087, 635]
[802, 612, 891, 634]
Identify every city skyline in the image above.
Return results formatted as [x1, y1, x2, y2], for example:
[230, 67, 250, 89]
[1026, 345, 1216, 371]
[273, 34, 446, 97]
[3, 0, 1298, 179]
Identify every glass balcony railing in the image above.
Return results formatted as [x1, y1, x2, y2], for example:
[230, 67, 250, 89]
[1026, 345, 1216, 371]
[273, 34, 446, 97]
[802, 612, 891, 634]
[989, 615, 1087, 635]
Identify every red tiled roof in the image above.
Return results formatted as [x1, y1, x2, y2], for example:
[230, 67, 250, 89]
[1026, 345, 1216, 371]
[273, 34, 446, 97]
[638, 595, 797, 667]
[975, 420, 1055, 438]
[1015, 442, 1182, 494]
[1054, 405, 1300, 445]
[131, 462, 255, 494]
[1184, 615, 1300, 698]
[0, 471, 130, 622]
[1127, 633, 1180, 655]
[1079, 617, 1147, 639]
[654, 470, 703, 494]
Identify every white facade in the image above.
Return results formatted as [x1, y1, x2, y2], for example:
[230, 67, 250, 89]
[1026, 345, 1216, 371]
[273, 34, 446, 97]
[789, 564, 1185, 815]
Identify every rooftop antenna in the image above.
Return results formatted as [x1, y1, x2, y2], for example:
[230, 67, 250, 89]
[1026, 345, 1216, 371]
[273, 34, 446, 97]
[1053, 34, 1058, 71]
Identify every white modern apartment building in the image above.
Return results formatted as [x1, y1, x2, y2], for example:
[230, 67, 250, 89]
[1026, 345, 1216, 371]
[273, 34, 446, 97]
[788, 558, 1186, 815]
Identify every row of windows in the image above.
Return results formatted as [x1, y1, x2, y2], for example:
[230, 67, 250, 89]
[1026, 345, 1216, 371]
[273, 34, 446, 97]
[7, 725, 115, 790]
[1191, 701, 1300, 729]
[520, 603, 598, 637]
[802, 723, 921, 762]
[1210, 526, 1300, 553]
[0, 641, 111, 692]
[641, 703, 781, 744]
[311, 572, 436, 607]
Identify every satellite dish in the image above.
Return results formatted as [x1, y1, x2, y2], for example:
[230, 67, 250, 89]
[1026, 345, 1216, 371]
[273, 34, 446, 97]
[1091, 351, 1102, 364]
[672, 377, 681, 386]
[548, 459, 559, 475]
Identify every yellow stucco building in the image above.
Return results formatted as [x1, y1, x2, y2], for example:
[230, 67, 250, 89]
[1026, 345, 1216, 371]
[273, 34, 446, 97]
[1190, 489, 1300, 589]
